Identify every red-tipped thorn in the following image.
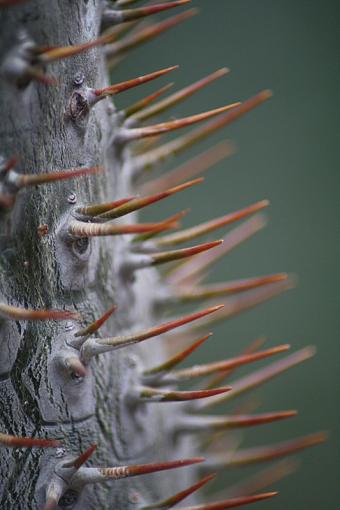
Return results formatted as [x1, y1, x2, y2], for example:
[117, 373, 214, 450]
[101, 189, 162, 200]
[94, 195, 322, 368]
[141, 473, 216, 510]
[143, 333, 213, 377]
[0, 432, 60, 448]
[98, 178, 203, 220]
[209, 433, 327, 468]
[175, 273, 288, 303]
[197, 346, 316, 410]
[15, 166, 103, 189]
[167, 215, 267, 286]
[178, 410, 297, 433]
[133, 90, 272, 172]
[94, 66, 178, 98]
[136, 385, 231, 402]
[104, 1, 192, 26]
[74, 306, 116, 337]
[205, 337, 266, 390]
[140, 141, 234, 194]
[76, 196, 136, 217]
[0, 303, 80, 321]
[106, 9, 198, 59]
[117, 103, 240, 143]
[80, 305, 224, 360]
[150, 240, 223, 266]
[67, 444, 97, 470]
[124, 83, 174, 118]
[159, 344, 291, 384]
[133, 67, 229, 123]
[154, 200, 269, 248]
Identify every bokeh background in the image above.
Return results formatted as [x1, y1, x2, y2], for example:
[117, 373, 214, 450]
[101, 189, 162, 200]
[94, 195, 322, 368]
[112, 1, 339, 508]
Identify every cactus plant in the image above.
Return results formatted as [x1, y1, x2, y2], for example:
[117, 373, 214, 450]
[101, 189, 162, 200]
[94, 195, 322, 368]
[0, 1, 326, 509]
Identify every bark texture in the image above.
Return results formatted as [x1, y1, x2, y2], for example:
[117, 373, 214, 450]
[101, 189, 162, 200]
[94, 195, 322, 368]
[0, 2, 191, 508]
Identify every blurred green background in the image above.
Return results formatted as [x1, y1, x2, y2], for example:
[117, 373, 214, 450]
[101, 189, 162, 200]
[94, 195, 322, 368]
[113, 0, 339, 508]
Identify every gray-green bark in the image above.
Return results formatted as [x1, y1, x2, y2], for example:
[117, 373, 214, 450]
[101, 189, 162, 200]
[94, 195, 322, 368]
[0, 2, 193, 508]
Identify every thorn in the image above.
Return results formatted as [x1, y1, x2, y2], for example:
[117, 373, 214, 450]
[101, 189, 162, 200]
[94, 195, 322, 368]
[132, 209, 189, 243]
[133, 68, 229, 123]
[25, 65, 57, 86]
[178, 410, 297, 433]
[80, 305, 224, 360]
[141, 473, 216, 510]
[74, 457, 205, 485]
[153, 200, 269, 248]
[76, 197, 136, 218]
[208, 433, 327, 468]
[167, 215, 267, 286]
[174, 273, 288, 302]
[38, 30, 121, 63]
[143, 333, 212, 378]
[135, 385, 231, 402]
[133, 90, 272, 172]
[97, 178, 203, 220]
[197, 346, 317, 410]
[181, 280, 295, 335]
[138, 240, 224, 268]
[69, 216, 179, 237]
[103, 1, 192, 26]
[74, 306, 116, 337]
[140, 141, 234, 194]
[0, 303, 80, 321]
[0, 432, 60, 448]
[205, 337, 266, 390]
[133, 134, 164, 157]
[105, 9, 198, 59]
[0, 157, 18, 175]
[13, 166, 103, 189]
[43, 484, 66, 510]
[59, 354, 88, 378]
[64, 444, 97, 470]
[217, 459, 298, 499]
[93, 65, 178, 99]
[158, 344, 291, 384]
[117, 103, 240, 143]
[179, 491, 278, 510]
[124, 83, 174, 118]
